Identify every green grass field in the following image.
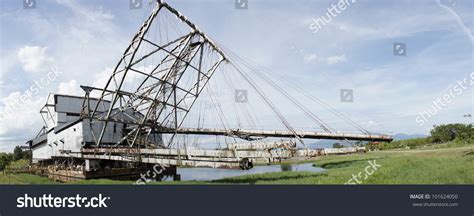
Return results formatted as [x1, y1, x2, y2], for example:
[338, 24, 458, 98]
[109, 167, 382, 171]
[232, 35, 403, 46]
[0, 173, 55, 184]
[1, 144, 473, 185]
[214, 146, 474, 184]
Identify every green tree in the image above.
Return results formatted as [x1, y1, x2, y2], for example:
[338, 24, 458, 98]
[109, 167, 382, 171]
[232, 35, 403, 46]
[333, 143, 344, 148]
[0, 153, 12, 171]
[430, 124, 473, 143]
[22, 150, 32, 161]
[13, 146, 24, 161]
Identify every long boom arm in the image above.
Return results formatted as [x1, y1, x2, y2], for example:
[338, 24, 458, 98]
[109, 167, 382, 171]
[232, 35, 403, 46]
[159, 127, 393, 142]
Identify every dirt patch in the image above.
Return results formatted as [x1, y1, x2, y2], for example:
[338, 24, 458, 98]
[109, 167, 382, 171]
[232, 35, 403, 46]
[462, 150, 474, 156]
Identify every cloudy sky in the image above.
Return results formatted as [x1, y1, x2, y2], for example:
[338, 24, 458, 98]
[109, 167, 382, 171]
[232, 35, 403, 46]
[0, 0, 473, 152]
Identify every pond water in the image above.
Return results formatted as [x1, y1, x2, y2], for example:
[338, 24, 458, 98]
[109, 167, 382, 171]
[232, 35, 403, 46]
[173, 163, 325, 181]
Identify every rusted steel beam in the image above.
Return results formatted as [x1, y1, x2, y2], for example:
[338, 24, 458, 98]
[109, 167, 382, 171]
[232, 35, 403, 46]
[81, 148, 286, 159]
[158, 127, 393, 142]
[66, 153, 242, 169]
[226, 140, 296, 150]
[156, 0, 228, 61]
[79, 146, 364, 160]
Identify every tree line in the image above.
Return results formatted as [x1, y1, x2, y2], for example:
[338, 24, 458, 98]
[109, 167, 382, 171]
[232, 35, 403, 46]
[0, 146, 31, 171]
[367, 123, 473, 151]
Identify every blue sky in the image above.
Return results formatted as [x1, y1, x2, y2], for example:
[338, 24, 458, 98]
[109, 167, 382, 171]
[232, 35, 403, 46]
[0, 0, 473, 152]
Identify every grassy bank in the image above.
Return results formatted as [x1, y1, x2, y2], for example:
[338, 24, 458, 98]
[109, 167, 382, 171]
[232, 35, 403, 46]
[0, 173, 54, 184]
[213, 146, 474, 184]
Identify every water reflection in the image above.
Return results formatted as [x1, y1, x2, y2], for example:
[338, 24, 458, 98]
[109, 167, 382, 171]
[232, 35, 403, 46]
[174, 163, 324, 181]
[280, 164, 292, 172]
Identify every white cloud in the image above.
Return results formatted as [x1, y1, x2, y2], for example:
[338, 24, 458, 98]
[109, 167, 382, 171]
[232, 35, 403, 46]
[91, 65, 157, 97]
[0, 92, 45, 138]
[325, 54, 347, 65]
[17, 46, 54, 73]
[303, 53, 318, 62]
[0, 98, 44, 151]
[2, 1, 125, 152]
[360, 120, 380, 128]
[57, 80, 83, 96]
[55, 0, 116, 36]
[0, 52, 16, 79]
[92, 67, 113, 89]
[302, 53, 347, 65]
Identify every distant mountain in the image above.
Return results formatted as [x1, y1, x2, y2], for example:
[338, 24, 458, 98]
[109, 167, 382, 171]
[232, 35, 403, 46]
[392, 133, 428, 140]
[307, 139, 356, 148]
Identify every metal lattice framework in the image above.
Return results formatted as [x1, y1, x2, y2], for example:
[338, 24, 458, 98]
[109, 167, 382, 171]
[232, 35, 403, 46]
[78, 0, 393, 155]
[41, 0, 396, 171]
[83, 0, 228, 147]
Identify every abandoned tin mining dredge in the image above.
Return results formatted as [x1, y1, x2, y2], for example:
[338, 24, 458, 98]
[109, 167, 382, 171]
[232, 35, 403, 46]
[26, 0, 392, 181]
